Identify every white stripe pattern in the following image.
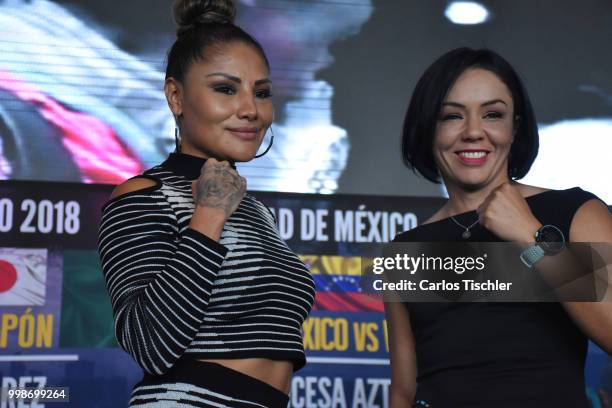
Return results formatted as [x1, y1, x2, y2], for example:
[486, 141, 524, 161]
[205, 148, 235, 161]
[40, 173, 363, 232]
[98, 164, 316, 377]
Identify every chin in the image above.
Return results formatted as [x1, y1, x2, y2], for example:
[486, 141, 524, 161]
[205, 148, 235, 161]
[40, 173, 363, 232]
[457, 181, 488, 192]
[228, 150, 258, 163]
[451, 173, 492, 191]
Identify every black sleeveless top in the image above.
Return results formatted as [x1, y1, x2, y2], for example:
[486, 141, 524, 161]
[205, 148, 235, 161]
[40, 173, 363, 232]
[393, 187, 599, 408]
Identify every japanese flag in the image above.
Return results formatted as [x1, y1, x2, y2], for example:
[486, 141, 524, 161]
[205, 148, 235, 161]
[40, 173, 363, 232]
[0, 248, 47, 306]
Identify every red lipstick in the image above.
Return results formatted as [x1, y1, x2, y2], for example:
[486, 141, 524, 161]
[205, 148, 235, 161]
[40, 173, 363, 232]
[456, 150, 489, 165]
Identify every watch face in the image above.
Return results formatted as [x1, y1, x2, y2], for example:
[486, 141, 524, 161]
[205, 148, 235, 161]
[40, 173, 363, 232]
[536, 225, 565, 254]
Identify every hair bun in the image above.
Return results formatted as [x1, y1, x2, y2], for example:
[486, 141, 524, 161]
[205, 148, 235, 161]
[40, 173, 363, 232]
[173, 0, 236, 36]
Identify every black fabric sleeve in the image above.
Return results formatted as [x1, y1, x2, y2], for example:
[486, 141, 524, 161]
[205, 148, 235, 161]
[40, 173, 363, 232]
[98, 189, 227, 375]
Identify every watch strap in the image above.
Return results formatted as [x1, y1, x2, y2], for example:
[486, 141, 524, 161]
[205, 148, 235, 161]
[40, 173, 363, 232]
[520, 244, 545, 268]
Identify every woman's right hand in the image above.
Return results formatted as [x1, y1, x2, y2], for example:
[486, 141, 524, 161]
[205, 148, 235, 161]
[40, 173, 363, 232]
[189, 158, 246, 241]
[192, 158, 246, 217]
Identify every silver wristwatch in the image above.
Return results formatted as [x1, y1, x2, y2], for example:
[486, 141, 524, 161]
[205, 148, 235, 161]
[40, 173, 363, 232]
[520, 225, 565, 268]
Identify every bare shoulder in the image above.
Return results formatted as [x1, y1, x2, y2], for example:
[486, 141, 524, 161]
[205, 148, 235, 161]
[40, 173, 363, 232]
[570, 197, 612, 242]
[110, 177, 159, 199]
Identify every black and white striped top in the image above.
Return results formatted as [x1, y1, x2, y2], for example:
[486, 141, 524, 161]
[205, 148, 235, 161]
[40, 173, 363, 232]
[98, 153, 316, 376]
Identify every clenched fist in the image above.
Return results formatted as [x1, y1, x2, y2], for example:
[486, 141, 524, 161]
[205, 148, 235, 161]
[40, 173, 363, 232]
[476, 183, 542, 242]
[192, 158, 246, 219]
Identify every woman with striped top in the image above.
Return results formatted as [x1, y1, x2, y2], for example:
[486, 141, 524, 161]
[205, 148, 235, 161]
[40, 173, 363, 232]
[97, 1, 315, 406]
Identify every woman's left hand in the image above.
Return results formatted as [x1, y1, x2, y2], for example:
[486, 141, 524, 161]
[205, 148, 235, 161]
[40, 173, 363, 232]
[477, 183, 542, 242]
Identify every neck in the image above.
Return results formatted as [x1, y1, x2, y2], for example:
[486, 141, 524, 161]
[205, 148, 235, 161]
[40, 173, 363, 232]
[180, 144, 212, 161]
[162, 152, 236, 179]
[180, 145, 237, 167]
[444, 178, 513, 217]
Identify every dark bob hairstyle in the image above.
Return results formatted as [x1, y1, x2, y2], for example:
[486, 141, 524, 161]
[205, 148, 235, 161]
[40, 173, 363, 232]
[401, 47, 539, 183]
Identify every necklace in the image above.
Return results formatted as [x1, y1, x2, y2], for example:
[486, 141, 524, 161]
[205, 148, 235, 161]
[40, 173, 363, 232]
[450, 216, 479, 239]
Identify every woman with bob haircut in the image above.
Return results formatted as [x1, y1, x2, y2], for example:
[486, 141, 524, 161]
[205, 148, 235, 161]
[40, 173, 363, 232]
[386, 47, 612, 407]
[97, 0, 315, 406]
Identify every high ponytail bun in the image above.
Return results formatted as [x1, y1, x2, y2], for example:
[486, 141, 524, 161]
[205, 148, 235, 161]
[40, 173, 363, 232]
[166, 0, 269, 84]
[173, 0, 236, 36]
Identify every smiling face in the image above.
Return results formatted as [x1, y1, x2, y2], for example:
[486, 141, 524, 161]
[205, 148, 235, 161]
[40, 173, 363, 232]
[433, 68, 515, 191]
[165, 41, 273, 162]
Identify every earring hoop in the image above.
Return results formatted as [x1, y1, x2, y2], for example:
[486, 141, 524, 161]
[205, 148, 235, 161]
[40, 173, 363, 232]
[254, 125, 275, 158]
[174, 126, 181, 153]
[173, 114, 182, 153]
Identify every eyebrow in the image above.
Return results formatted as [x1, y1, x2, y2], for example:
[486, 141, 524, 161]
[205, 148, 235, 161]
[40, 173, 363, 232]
[442, 99, 507, 108]
[205, 72, 272, 86]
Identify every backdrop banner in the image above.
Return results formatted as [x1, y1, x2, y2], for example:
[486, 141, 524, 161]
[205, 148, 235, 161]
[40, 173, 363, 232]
[0, 180, 609, 407]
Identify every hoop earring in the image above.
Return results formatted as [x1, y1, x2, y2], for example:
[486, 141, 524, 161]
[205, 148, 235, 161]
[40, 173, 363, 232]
[174, 115, 182, 153]
[174, 126, 181, 153]
[254, 125, 275, 158]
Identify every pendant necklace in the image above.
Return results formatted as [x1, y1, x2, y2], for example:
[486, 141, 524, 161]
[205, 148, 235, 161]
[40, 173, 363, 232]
[450, 216, 479, 239]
